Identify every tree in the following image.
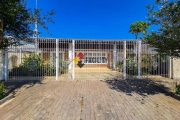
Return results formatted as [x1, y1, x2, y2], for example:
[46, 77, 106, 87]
[143, 0, 180, 57]
[129, 21, 149, 40]
[129, 21, 149, 60]
[0, 0, 55, 48]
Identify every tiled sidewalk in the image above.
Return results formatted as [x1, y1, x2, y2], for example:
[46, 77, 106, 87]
[0, 80, 180, 120]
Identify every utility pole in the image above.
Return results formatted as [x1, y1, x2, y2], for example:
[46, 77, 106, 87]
[33, 0, 39, 53]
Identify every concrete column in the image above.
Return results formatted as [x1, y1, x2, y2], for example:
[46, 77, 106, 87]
[68, 43, 72, 70]
[123, 41, 126, 80]
[56, 39, 59, 80]
[113, 44, 117, 70]
[172, 58, 180, 80]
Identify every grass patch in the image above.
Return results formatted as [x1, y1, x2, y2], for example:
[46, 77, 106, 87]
[176, 84, 180, 95]
[0, 82, 6, 100]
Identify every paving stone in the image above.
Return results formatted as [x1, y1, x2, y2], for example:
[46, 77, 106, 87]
[0, 79, 180, 120]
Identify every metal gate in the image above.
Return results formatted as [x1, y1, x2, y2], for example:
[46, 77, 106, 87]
[3, 38, 171, 81]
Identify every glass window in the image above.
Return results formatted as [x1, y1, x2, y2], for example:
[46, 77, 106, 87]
[93, 53, 96, 57]
[83, 52, 107, 64]
[84, 53, 87, 57]
[97, 53, 101, 57]
[88, 53, 92, 57]
[52, 53, 63, 66]
[102, 53, 105, 57]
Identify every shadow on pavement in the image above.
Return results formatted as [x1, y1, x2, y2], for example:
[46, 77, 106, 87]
[105, 79, 170, 97]
[4, 80, 43, 96]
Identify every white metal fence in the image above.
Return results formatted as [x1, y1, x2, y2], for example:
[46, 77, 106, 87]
[2, 38, 171, 81]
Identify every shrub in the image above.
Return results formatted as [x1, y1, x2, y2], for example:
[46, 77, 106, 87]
[0, 82, 6, 100]
[9, 54, 69, 76]
[176, 84, 180, 95]
[59, 59, 69, 74]
[116, 61, 123, 72]
[126, 58, 138, 75]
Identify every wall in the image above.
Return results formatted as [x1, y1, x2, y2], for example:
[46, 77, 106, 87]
[172, 58, 180, 80]
[0, 50, 4, 80]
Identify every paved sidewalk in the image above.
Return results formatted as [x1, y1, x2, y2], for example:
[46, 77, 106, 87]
[0, 80, 180, 120]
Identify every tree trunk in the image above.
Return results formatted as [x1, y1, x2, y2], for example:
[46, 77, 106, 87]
[135, 34, 138, 62]
[0, 22, 3, 49]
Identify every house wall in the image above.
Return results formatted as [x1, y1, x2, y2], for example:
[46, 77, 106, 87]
[43, 52, 50, 65]
[107, 52, 113, 69]
[75, 64, 108, 68]
[0, 50, 4, 80]
[64, 51, 68, 61]
[8, 52, 31, 70]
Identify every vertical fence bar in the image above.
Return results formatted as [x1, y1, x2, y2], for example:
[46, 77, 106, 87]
[19, 47, 22, 64]
[56, 39, 59, 80]
[138, 40, 141, 79]
[169, 56, 172, 79]
[113, 43, 117, 70]
[4, 48, 8, 81]
[68, 43, 72, 70]
[72, 39, 75, 80]
[123, 41, 126, 80]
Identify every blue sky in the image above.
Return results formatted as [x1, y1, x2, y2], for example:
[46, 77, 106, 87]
[27, 0, 156, 39]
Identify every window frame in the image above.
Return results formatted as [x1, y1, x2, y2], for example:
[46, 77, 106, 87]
[76, 51, 107, 64]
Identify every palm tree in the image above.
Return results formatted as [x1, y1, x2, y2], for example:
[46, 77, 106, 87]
[129, 21, 149, 61]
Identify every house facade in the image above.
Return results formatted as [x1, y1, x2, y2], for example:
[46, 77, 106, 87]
[35, 38, 137, 69]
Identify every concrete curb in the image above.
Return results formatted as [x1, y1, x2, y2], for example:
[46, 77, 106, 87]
[0, 93, 14, 105]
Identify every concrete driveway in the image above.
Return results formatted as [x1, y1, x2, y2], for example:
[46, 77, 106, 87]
[0, 79, 180, 120]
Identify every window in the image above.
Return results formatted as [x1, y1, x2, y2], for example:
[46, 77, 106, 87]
[78, 52, 107, 64]
[51, 52, 64, 66]
[117, 52, 123, 62]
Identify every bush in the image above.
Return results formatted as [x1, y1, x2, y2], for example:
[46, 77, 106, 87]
[59, 59, 68, 74]
[9, 54, 68, 76]
[116, 61, 123, 72]
[0, 82, 6, 100]
[176, 84, 180, 95]
[126, 58, 138, 75]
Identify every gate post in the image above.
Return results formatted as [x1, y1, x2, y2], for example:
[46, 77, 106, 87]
[4, 48, 8, 81]
[72, 40, 75, 80]
[123, 41, 126, 80]
[113, 44, 117, 70]
[68, 43, 72, 70]
[56, 39, 59, 80]
[138, 40, 141, 79]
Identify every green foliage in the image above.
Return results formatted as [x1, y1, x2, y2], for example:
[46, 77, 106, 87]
[59, 59, 69, 74]
[176, 84, 180, 95]
[9, 54, 69, 76]
[116, 61, 123, 72]
[141, 55, 154, 74]
[9, 53, 56, 76]
[22, 54, 44, 69]
[143, 0, 180, 57]
[0, 82, 5, 100]
[126, 58, 138, 75]
[0, 0, 55, 48]
[129, 21, 149, 39]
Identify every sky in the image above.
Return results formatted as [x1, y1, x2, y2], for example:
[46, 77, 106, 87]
[27, 0, 157, 39]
